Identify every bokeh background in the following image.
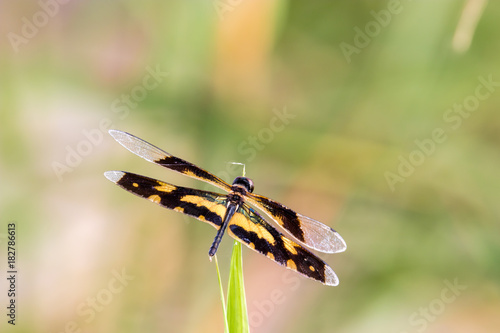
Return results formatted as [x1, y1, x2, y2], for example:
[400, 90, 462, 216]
[1, 0, 499, 332]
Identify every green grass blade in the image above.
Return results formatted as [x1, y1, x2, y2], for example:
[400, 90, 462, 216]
[226, 240, 249, 333]
[214, 255, 230, 333]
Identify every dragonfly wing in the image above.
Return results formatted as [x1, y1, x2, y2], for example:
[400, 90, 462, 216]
[105, 171, 228, 229]
[227, 203, 339, 286]
[108, 130, 232, 192]
[246, 193, 346, 253]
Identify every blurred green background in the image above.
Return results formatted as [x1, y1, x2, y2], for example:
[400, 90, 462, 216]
[1, 0, 499, 332]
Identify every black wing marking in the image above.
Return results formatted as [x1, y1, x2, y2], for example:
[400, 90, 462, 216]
[107, 130, 345, 253]
[108, 130, 232, 192]
[104, 171, 228, 229]
[227, 203, 339, 286]
[246, 193, 346, 254]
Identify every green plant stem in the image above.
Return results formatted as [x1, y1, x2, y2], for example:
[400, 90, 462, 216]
[214, 255, 230, 333]
[226, 240, 249, 333]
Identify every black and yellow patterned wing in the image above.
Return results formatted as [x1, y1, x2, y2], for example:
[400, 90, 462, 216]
[227, 203, 339, 286]
[104, 171, 228, 229]
[108, 130, 232, 192]
[108, 130, 346, 255]
[245, 193, 346, 254]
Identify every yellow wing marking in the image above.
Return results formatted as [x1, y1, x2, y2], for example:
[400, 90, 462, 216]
[183, 170, 198, 178]
[154, 183, 176, 193]
[287, 259, 297, 270]
[148, 194, 161, 204]
[282, 237, 298, 255]
[180, 195, 226, 218]
[230, 212, 276, 246]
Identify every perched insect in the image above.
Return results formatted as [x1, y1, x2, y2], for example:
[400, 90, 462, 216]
[104, 130, 346, 286]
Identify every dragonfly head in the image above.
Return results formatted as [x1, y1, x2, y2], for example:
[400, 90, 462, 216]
[232, 176, 254, 193]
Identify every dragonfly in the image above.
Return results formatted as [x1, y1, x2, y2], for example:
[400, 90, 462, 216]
[104, 130, 346, 286]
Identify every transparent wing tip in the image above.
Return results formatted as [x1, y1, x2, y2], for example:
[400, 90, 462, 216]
[324, 266, 339, 286]
[301, 224, 347, 253]
[104, 170, 125, 183]
[330, 231, 347, 253]
[108, 129, 131, 143]
[108, 129, 166, 163]
[316, 231, 346, 253]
